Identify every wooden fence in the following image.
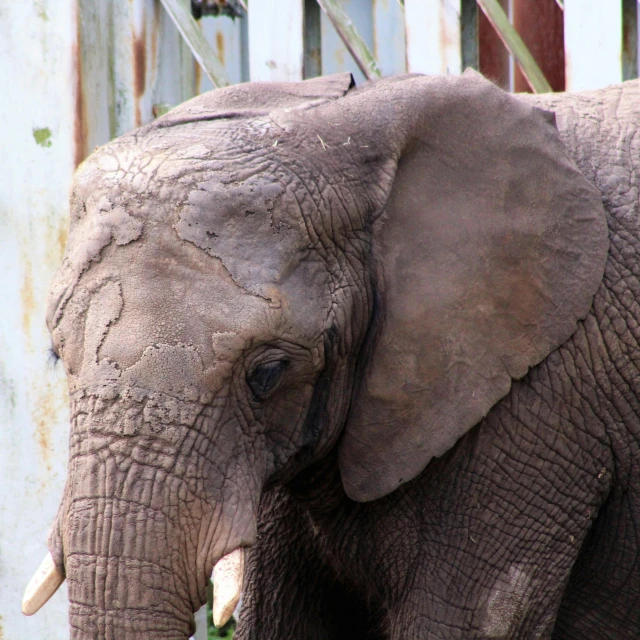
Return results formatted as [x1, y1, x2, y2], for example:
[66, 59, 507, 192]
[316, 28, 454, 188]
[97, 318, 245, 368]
[180, 0, 639, 94]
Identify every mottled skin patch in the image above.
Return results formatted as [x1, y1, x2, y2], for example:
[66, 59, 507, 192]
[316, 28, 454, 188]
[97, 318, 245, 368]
[482, 565, 532, 638]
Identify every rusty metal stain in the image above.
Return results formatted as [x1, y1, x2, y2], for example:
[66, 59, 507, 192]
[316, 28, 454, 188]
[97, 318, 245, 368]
[216, 30, 225, 65]
[56, 217, 69, 260]
[74, 11, 87, 167]
[134, 23, 147, 98]
[45, 211, 69, 271]
[133, 20, 147, 127]
[20, 250, 35, 346]
[32, 381, 64, 471]
[151, 0, 161, 71]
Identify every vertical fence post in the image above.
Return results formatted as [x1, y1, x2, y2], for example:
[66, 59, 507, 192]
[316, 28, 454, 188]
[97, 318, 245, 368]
[564, 0, 623, 91]
[404, 0, 462, 75]
[372, 0, 407, 76]
[198, 14, 248, 92]
[304, 0, 323, 78]
[78, 0, 198, 155]
[461, 0, 479, 71]
[622, 0, 639, 81]
[249, 0, 305, 81]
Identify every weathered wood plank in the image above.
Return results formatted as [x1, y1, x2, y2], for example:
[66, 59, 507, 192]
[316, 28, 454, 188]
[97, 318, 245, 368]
[476, 0, 552, 93]
[512, 0, 565, 92]
[198, 14, 247, 92]
[564, 0, 623, 91]
[160, 0, 230, 87]
[404, 0, 462, 75]
[317, 0, 381, 80]
[373, 0, 407, 76]
[249, 0, 304, 81]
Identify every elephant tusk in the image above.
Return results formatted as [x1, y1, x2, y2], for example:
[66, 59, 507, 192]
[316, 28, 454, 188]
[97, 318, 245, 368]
[212, 548, 244, 628]
[22, 552, 65, 616]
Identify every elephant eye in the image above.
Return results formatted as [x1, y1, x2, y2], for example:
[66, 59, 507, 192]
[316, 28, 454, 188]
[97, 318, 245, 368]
[247, 359, 288, 399]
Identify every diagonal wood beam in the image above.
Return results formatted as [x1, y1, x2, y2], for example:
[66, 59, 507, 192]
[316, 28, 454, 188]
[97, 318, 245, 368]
[315, 0, 382, 80]
[475, 0, 553, 93]
[159, 0, 230, 88]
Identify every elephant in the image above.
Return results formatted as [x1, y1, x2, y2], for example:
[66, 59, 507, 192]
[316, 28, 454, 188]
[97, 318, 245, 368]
[22, 69, 640, 639]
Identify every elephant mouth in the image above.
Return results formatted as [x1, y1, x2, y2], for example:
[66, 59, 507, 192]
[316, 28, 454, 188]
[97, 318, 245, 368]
[22, 546, 245, 630]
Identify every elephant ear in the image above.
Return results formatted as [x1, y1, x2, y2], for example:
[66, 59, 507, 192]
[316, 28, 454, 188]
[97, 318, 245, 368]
[150, 72, 355, 126]
[337, 71, 608, 501]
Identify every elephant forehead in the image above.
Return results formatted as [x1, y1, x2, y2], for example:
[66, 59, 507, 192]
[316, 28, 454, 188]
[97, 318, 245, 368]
[75, 235, 289, 351]
[174, 173, 311, 297]
[72, 125, 314, 297]
[54, 223, 328, 384]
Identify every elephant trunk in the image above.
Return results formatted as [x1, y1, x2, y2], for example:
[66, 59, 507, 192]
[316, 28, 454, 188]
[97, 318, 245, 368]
[50, 428, 252, 637]
[63, 490, 198, 639]
[23, 384, 259, 637]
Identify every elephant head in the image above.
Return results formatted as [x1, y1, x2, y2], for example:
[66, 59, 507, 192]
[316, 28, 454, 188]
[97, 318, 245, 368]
[23, 71, 607, 638]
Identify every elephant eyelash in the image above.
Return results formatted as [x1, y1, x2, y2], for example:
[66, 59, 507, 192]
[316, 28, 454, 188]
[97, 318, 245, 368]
[47, 346, 60, 367]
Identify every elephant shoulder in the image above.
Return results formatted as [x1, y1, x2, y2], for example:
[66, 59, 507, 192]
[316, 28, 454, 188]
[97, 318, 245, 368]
[523, 81, 640, 226]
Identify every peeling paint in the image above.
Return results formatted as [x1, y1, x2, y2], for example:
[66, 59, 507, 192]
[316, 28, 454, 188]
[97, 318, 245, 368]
[33, 127, 52, 147]
[56, 214, 69, 262]
[0, 363, 17, 416]
[20, 250, 35, 345]
[73, 13, 87, 167]
[32, 379, 67, 472]
[35, 1, 48, 21]
[216, 30, 226, 65]
[133, 20, 147, 127]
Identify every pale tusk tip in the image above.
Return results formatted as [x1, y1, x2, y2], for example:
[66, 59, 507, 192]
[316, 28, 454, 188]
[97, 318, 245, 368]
[212, 548, 244, 628]
[22, 552, 65, 616]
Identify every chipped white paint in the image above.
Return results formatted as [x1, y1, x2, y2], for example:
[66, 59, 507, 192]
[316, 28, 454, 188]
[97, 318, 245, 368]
[481, 564, 532, 638]
[564, 0, 623, 91]
[0, 1, 201, 638]
[248, 0, 304, 81]
[404, 0, 462, 75]
[78, 0, 197, 150]
[0, 1, 74, 637]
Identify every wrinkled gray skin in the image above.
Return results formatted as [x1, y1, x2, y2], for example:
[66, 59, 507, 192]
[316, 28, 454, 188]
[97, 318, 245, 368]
[45, 71, 640, 639]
